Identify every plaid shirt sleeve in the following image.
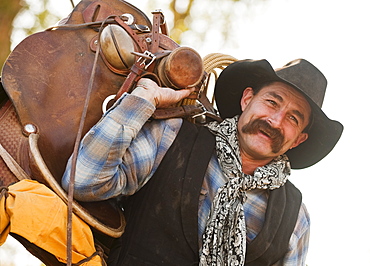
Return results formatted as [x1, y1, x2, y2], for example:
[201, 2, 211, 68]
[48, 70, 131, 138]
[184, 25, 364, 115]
[272, 203, 310, 266]
[61, 93, 181, 201]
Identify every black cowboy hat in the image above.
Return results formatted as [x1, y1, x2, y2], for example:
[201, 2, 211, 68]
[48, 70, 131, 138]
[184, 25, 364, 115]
[215, 59, 343, 169]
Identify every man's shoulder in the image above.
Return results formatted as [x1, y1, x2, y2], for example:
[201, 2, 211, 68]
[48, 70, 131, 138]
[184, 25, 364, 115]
[142, 117, 184, 140]
[298, 201, 310, 227]
[147, 117, 183, 130]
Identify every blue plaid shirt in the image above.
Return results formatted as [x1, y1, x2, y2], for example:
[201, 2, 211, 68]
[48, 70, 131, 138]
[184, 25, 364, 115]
[62, 93, 310, 265]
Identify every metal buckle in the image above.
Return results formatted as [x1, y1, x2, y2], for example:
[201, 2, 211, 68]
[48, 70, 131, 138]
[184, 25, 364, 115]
[191, 101, 222, 123]
[133, 24, 151, 33]
[102, 94, 116, 113]
[132, 51, 156, 69]
[191, 102, 207, 119]
[192, 107, 208, 124]
[120, 13, 135, 25]
[191, 109, 207, 119]
[152, 9, 166, 25]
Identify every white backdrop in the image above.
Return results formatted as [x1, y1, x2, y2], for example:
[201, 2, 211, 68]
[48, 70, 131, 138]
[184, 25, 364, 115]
[134, 1, 370, 264]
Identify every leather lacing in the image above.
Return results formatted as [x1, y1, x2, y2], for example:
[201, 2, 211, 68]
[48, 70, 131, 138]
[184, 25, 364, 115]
[74, 245, 107, 266]
[0, 186, 9, 199]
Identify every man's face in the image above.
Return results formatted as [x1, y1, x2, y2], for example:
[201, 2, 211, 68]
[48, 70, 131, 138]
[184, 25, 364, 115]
[237, 82, 311, 162]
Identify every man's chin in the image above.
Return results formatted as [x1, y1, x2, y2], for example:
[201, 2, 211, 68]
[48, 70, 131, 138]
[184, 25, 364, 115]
[241, 134, 284, 159]
[255, 134, 284, 155]
[249, 142, 286, 159]
[246, 147, 277, 161]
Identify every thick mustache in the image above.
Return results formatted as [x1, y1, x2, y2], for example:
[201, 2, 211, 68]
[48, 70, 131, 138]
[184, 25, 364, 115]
[241, 119, 284, 153]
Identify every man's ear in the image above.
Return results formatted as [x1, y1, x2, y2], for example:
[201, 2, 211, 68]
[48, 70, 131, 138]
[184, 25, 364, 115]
[290, 132, 309, 149]
[240, 87, 254, 111]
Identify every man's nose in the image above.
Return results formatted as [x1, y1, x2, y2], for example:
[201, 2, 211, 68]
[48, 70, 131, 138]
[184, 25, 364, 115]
[267, 111, 284, 128]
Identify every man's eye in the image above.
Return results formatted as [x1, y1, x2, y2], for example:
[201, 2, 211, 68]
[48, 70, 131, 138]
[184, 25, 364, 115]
[289, 115, 298, 124]
[267, 100, 276, 106]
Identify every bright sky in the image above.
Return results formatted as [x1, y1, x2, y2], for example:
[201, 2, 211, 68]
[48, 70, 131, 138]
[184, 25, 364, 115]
[2, 0, 369, 265]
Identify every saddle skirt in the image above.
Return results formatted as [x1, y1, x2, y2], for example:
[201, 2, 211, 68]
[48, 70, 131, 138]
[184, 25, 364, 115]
[1, 0, 205, 238]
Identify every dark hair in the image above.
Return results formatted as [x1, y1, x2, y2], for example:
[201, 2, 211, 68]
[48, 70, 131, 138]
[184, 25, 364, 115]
[251, 80, 276, 95]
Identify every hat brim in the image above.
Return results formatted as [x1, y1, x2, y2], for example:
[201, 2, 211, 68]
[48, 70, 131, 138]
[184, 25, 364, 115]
[215, 59, 343, 169]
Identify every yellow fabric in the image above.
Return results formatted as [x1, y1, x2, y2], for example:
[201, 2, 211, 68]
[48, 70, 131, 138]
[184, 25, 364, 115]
[0, 179, 102, 265]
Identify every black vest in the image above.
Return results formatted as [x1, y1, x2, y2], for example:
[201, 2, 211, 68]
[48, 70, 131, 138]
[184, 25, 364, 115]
[108, 120, 302, 266]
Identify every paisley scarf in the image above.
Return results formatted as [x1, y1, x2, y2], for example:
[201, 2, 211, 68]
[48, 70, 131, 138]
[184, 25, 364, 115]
[200, 116, 290, 265]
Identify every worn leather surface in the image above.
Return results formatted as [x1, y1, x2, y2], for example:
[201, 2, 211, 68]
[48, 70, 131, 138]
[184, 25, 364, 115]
[0, 100, 31, 187]
[1, 0, 151, 182]
[1, 0, 205, 239]
[0, 0, 154, 237]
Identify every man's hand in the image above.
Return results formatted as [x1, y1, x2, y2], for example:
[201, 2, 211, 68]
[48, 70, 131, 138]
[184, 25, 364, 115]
[132, 78, 195, 108]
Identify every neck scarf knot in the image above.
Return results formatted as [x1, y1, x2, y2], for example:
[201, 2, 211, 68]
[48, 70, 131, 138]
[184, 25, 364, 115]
[200, 116, 290, 265]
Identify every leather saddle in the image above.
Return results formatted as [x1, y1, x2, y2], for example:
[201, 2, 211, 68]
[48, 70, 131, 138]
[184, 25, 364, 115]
[1, 0, 206, 239]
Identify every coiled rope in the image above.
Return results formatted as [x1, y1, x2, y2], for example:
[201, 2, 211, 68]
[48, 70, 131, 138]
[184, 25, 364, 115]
[180, 53, 238, 110]
[203, 53, 238, 74]
[201, 53, 238, 106]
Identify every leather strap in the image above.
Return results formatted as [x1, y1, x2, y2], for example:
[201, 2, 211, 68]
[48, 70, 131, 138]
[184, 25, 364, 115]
[114, 63, 147, 99]
[152, 105, 204, 120]
[113, 13, 165, 99]
[149, 11, 162, 55]
[67, 21, 105, 265]
[152, 104, 222, 123]
[0, 142, 30, 181]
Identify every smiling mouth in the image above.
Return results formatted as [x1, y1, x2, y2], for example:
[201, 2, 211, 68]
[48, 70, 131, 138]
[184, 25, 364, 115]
[259, 129, 271, 139]
[241, 118, 285, 154]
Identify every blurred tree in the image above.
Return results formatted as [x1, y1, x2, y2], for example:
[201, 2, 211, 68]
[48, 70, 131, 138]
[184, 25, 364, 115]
[1, 0, 268, 67]
[169, 0, 267, 43]
[0, 0, 22, 68]
[143, 0, 269, 53]
[0, 0, 68, 68]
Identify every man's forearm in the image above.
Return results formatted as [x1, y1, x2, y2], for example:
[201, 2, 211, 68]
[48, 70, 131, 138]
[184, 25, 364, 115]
[61, 93, 156, 201]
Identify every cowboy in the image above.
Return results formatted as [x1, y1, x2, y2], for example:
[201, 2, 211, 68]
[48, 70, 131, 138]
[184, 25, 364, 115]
[62, 59, 343, 265]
